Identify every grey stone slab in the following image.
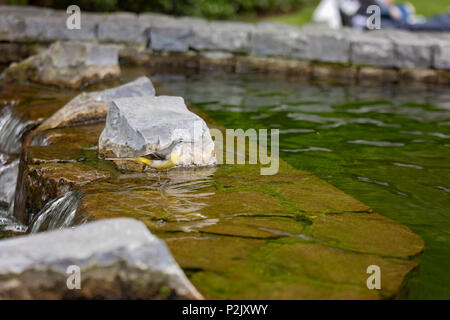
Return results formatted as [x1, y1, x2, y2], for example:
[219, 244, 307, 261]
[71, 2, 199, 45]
[24, 16, 96, 42]
[434, 42, 450, 70]
[350, 31, 396, 67]
[393, 38, 433, 69]
[426, 34, 450, 70]
[0, 5, 54, 16]
[374, 30, 434, 69]
[0, 14, 26, 41]
[0, 218, 203, 299]
[302, 27, 352, 63]
[251, 22, 309, 58]
[97, 13, 150, 44]
[149, 15, 203, 52]
[191, 21, 254, 52]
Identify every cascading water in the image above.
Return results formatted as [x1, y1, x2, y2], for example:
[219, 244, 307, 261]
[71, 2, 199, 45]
[0, 103, 35, 235]
[0, 104, 33, 154]
[28, 190, 86, 233]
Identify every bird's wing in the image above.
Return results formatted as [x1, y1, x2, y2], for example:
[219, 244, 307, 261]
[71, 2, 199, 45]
[143, 151, 166, 160]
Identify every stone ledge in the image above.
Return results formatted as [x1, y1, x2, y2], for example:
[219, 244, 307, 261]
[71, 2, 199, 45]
[1, 5, 449, 76]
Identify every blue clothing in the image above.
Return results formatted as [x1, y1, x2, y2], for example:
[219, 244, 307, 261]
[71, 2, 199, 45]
[383, 14, 450, 32]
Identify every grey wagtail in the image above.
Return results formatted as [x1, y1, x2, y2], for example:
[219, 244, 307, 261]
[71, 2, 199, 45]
[105, 139, 185, 170]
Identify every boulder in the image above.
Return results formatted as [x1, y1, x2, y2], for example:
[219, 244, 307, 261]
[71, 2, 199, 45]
[0, 218, 203, 299]
[37, 77, 155, 131]
[98, 96, 216, 168]
[2, 41, 120, 89]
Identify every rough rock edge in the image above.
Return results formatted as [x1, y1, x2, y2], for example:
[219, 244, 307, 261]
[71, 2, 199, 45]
[0, 218, 203, 300]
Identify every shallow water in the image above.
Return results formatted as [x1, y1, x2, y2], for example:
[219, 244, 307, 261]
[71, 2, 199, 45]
[0, 68, 448, 298]
[155, 72, 450, 299]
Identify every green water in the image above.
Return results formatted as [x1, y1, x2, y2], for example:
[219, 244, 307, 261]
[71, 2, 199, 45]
[156, 72, 450, 299]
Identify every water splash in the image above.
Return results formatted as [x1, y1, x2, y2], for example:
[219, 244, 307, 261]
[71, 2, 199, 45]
[0, 104, 33, 154]
[0, 158, 19, 215]
[28, 191, 85, 233]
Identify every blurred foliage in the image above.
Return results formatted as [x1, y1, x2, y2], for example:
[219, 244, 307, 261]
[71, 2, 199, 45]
[10, 0, 307, 19]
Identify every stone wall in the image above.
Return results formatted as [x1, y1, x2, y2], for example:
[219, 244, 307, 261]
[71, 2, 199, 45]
[1, 5, 450, 84]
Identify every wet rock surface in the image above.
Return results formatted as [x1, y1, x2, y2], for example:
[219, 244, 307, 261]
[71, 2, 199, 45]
[2, 41, 120, 88]
[98, 96, 216, 168]
[37, 76, 155, 131]
[15, 109, 424, 299]
[0, 218, 203, 299]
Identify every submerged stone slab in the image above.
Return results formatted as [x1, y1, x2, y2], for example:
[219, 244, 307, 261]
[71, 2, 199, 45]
[37, 77, 155, 131]
[2, 41, 120, 89]
[251, 23, 309, 58]
[191, 21, 254, 53]
[12, 113, 424, 299]
[0, 218, 202, 299]
[98, 96, 216, 167]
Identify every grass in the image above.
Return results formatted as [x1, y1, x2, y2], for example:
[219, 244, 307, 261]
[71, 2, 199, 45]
[247, 0, 450, 27]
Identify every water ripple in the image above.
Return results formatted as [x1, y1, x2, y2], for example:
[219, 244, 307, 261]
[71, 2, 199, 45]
[348, 140, 404, 147]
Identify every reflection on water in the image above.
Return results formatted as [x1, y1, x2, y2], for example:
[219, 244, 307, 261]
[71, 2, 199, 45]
[81, 166, 217, 225]
[156, 73, 450, 299]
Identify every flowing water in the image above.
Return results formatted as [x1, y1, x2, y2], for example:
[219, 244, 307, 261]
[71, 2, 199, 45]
[0, 69, 448, 298]
[155, 72, 450, 299]
[0, 83, 74, 236]
[28, 190, 85, 233]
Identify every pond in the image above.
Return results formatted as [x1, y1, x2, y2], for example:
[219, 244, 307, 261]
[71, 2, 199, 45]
[153, 71, 450, 299]
[0, 66, 448, 299]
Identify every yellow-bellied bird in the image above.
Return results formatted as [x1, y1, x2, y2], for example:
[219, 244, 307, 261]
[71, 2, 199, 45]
[137, 139, 183, 170]
[105, 139, 184, 170]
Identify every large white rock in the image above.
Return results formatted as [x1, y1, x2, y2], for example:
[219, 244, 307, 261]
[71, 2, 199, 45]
[0, 218, 203, 299]
[98, 96, 216, 168]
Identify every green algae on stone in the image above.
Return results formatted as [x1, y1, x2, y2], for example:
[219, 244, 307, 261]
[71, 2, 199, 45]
[308, 212, 425, 259]
[164, 233, 418, 299]
[11, 83, 424, 299]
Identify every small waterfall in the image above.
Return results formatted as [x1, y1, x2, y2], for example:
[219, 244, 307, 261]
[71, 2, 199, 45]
[0, 103, 38, 235]
[28, 191, 86, 233]
[0, 158, 19, 215]
[0, 158, 26, 235]
[0, 104, 33, 154]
